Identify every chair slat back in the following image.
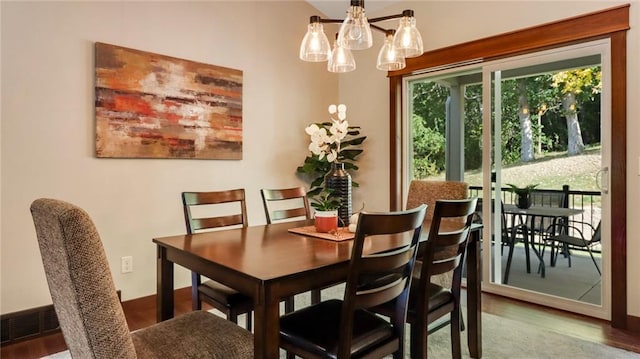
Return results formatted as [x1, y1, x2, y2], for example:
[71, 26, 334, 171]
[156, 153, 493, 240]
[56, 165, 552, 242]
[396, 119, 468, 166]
[182, 189, 247, 233]
[337, 204, 427, 358]
[419, 198, 478, 287]
[261, 187, 311, 224]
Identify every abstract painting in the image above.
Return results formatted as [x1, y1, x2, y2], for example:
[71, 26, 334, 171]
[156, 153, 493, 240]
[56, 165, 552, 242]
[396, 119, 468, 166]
[95, 42, 242, 159]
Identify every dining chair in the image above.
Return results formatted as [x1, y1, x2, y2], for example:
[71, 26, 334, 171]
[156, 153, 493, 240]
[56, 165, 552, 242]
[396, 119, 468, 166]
[30, 198, 253, 358]
[182, 189, 255, 330]
[279, 204, 428, 359]
[260, 186, 311, 224]
[260, 186, 311, 311]
[543, 220, 601, 275]
[373, 198, 478, 359]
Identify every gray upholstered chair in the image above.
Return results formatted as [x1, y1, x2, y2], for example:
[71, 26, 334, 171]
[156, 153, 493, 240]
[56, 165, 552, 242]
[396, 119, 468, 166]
[405, 180, 469, 288]
[30, 198, 253, 359]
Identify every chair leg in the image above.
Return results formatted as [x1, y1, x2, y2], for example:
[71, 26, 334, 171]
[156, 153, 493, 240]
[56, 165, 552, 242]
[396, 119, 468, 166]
[451, 307, 462, 359]
[191, 272, 202, 310]
[284, 297, 295, 313]
[504, 241, 516, 284]
[229, 310, 239, 325]
[245, 311, 252, 332]
[586, 248, 602, 275]
[410, 321, 428, 359]
[311, 289, 321, 305]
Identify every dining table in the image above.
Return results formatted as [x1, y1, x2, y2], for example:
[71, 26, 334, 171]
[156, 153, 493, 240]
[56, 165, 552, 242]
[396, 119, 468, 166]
[502, 204, 583, 283]
[154, 219, 483, 358]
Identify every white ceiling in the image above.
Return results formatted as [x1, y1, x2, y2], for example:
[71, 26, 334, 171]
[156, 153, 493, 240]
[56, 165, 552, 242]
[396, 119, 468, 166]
[305, 0, 400, 19]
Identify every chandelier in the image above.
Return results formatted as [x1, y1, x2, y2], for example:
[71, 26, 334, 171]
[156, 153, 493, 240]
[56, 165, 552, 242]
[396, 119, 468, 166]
[299, 0, 423, 73]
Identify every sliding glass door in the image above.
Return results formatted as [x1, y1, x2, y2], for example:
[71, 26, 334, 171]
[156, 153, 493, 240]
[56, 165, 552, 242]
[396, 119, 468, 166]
[403, 39, 611, 319]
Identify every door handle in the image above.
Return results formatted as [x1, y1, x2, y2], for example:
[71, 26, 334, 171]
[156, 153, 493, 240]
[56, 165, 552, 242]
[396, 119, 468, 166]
[596, 167, 609, 193]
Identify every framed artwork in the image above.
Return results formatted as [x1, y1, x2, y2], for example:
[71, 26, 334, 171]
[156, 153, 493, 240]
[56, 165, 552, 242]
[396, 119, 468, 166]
[95, 42, 243, 159]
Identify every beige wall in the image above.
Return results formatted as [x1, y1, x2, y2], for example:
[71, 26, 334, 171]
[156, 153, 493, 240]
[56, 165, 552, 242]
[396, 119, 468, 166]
[1, 0, 638, 319]
[0, 1, 337, 312]
[341, 1, 639, 317]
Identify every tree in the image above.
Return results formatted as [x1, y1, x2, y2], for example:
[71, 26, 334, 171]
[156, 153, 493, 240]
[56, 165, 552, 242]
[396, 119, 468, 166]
[552, 67, 601, 155]
[517, 79, 535, 162]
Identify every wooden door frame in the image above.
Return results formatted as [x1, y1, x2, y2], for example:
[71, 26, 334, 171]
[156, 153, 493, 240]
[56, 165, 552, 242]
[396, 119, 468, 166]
[388, 4, 630, 329]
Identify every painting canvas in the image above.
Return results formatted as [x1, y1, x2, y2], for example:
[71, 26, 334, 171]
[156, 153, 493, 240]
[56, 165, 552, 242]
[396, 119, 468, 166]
[95, 42, 243, 159]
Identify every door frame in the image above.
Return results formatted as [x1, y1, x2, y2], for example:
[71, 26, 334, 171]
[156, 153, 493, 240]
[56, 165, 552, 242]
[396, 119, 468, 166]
[388, 5, 629, 328]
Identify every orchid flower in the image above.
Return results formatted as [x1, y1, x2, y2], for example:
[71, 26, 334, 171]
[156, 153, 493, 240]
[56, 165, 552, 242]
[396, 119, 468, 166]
[305, 104, 350, 163]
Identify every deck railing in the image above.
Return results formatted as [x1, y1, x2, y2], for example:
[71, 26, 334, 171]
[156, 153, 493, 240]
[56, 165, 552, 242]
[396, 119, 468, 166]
[468, 185, 602, 252]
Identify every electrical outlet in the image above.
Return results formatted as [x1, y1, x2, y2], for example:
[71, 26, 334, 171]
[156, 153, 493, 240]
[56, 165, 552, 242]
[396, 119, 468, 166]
[121, 256, 133, 273]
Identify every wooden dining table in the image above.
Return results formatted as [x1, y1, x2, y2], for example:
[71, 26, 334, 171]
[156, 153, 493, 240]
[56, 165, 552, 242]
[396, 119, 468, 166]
[154, 219, 483, 358]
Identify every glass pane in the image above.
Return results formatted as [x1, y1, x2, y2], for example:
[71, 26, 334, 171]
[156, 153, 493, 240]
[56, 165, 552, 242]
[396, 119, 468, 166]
[489, 55, 603, 305]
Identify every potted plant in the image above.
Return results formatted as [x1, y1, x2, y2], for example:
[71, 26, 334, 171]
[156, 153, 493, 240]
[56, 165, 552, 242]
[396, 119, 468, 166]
[296, 104, 366, 198]
[310, 189, 342, 233]
[507, 183, 539, 209]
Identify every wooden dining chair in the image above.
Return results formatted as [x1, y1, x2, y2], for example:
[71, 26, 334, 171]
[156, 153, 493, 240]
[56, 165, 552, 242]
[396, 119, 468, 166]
[373, 198, 477, 359]
[279, 204, 428, 359]
[31, 198, 253, 358]
[260, 186, 311, 224]
[182, 189, 255, 330]
[259, 186, 310, 313]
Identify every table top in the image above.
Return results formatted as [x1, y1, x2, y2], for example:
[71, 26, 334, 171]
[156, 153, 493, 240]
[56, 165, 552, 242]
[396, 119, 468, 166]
[502, 204, 583, 217]
[153, 219, 413, 281]
[153, 219, 481, 282]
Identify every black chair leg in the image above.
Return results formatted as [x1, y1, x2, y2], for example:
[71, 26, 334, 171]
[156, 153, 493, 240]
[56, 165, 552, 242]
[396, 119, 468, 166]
[504, 241, 515, 284]
[285, 297, 295, 313]
[311, 289, 321, 305]
[245, 311, 252, 331]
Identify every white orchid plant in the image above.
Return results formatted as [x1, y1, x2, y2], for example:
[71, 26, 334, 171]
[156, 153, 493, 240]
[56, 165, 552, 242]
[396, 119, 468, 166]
[297, 104, 366, 197]
[305, 104, 349, 163]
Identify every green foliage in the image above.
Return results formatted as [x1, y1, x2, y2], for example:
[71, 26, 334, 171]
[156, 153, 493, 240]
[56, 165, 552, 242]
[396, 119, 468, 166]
[409, 65, 602, 178]
[412, 113, 445, 178]
[309, 188, 342, 211]
[297, 123, 366, 196]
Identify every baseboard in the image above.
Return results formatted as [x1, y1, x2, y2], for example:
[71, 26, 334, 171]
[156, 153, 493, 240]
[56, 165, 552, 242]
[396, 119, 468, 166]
[628, 314, 640, 332]
[0, 290, 121, 346]
[0, 304, 59, 345]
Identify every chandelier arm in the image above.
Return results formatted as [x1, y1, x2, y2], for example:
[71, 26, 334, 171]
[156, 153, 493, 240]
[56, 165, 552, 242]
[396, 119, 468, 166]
[314, 17, 393, 34]
[369, 23, 391, 34]
[318, 18, 347, 25]
[368, 13, 405, 23]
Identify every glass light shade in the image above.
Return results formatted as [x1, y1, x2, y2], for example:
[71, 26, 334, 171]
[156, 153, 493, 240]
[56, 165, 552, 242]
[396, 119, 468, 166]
[376, 33, 406, 71]
[337, 5, 373, 50]
[328, 42, 356, 73]
[393, 16, 424, 58]
[299, 22, 331, 62]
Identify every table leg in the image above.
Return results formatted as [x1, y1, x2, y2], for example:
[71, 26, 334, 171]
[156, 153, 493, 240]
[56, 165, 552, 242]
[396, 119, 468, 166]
[527, 216, 546, 278]
[253, 293, 281, 358]
[467, 229, 482, 358]
[156, 246, 174, 322]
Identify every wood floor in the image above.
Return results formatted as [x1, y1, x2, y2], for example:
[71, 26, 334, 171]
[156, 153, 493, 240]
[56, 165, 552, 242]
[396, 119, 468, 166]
[2, 287, 639, 359]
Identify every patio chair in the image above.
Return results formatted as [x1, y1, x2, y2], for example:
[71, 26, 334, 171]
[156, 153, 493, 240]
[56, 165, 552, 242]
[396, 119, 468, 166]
[30, 198, 253, 358]
[279, 205, 427, 359]
[543, 220, 601, 275]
